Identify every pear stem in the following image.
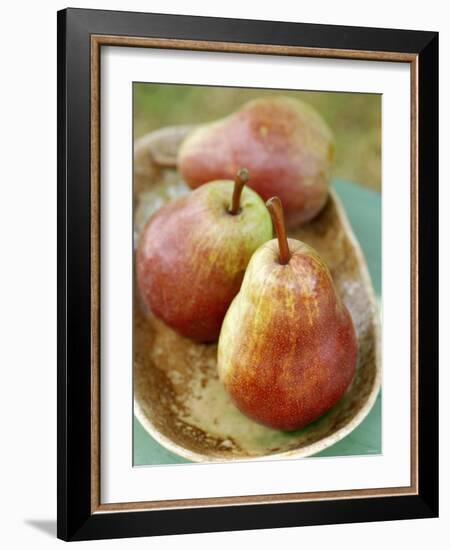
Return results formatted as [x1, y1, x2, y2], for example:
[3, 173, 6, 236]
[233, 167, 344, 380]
[266, 197, 291, 265]
[229, 168, 249, 215]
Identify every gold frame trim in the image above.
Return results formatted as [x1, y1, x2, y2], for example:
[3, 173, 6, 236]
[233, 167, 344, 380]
[90, 35, 419, 514]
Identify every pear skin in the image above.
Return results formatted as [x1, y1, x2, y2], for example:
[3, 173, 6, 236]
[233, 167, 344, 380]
[136, 178, 272, 342]
[218, 232, 357, 430]
[178, 97, 335, 227]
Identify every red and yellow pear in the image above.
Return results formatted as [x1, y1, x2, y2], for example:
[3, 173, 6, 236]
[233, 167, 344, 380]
[136, 170, 272, 342]
[217, 197, 357, 430]
[178, 97, 335, 227]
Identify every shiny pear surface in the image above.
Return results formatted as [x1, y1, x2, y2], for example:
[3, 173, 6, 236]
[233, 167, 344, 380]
[136, 180, 272, 342]
[218, 238, 357, 430]
[178, 97, 334, 227]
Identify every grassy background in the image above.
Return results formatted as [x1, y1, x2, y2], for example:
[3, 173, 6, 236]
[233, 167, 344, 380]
[134, 84, 381, 192]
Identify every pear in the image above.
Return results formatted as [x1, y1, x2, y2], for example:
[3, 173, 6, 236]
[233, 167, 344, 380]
[136, 170, 272, 342]
[217, 197, 357, 430]
[178, 97, 334, 227]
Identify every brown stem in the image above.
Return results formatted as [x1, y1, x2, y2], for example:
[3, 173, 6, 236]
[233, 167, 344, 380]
[266, 197, 291, 265]
[229, 168, 249, 215]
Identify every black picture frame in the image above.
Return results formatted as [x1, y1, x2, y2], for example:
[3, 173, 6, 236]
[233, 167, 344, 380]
[57, 7, 438, 541]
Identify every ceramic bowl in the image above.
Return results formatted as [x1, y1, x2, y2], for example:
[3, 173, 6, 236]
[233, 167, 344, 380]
[133, 126, 381, 462]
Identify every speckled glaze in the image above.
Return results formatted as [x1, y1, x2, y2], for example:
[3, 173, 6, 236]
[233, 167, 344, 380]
[178, 97, 334, 227]
[133, 126, 381, 462]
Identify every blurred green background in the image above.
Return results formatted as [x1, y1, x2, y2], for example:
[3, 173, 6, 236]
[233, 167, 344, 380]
[133, 84, 381, 192]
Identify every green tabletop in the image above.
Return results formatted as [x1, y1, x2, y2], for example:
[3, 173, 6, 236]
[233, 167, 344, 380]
[134, 179, 381, 465]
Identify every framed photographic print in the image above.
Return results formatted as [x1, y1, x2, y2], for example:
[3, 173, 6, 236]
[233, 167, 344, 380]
[57, 8, 438, 541]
